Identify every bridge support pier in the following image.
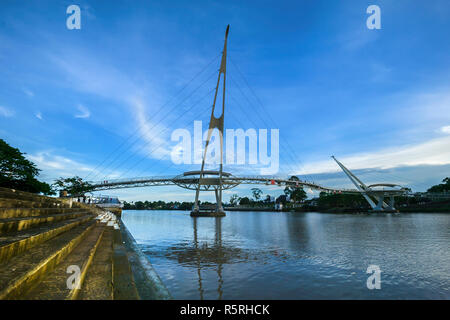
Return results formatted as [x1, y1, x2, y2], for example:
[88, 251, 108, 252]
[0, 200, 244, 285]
[370, 194, 397, 212]
[214, 189, 225, 213]
[387, 196, 396, 211]
[190, 187, 225, 217]
[373, 195, 384, 211]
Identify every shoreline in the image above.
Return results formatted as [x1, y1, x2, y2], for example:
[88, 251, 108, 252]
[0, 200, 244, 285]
[123, 207, 450, 214]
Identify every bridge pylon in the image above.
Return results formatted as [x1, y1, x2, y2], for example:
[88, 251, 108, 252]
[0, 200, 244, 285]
[191, 25, 230, 217]
[331, 156, 402, 212]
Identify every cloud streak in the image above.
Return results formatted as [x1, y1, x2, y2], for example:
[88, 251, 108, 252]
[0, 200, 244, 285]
[440, 125, 450, 134]
[49, 50, 173, 164]
[26, 150, 123, 182]
[74, 105, 91, 118]
[295, 135, 450, 175]
[0, 106, 14, 117]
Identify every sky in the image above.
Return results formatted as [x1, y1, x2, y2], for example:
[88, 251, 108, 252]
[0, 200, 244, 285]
[1, 0, 450, 202]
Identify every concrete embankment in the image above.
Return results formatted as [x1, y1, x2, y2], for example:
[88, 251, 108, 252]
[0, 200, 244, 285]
[0, 187, 170, 300]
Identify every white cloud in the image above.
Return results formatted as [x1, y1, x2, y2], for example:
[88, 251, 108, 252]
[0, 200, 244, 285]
[50, 50, 172, 163]
[26, 150, 123, 182]
[23, 88, 34, 97]
[440, 125, 450, 134]
[27, 151, 93, 177]
[129, 97, 171, 160]
[0, 105, 14, 117]
[35, 112, 42, 120]
[295, 135, 450, 175]
[74, 104, 90, 118]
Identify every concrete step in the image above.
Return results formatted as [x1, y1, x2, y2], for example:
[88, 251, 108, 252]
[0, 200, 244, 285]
[0, 207, 89, 220]
[22, 224, 106, 300]
[112, 229, 140, 300]
[0, 212, 90, 235]
[0, 198, 71, 209]
[78, 228, 114, 300]
[0, 215, 94, 263]
[0, 188, 60, 203]
[0, 220, 96, 299]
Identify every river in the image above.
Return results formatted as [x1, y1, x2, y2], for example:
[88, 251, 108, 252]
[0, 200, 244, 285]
[122, 210, 449, 299]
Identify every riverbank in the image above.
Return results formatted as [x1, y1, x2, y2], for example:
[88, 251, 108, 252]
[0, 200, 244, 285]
[398, 199, 450, 213]
[125, 205, 450, 213]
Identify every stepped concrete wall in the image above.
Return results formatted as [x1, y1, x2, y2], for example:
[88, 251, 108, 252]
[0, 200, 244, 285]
[0, 187, 170, 300]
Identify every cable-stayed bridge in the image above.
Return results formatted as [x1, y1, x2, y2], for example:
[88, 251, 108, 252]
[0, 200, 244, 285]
[89, 160, 410, 214]
[83, 25, 410, 215]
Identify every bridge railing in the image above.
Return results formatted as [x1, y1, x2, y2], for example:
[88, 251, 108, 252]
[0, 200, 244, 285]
[89, 176, 177, 186]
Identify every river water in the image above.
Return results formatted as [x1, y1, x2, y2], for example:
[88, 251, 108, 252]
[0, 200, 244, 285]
[122, 210, 449, 299]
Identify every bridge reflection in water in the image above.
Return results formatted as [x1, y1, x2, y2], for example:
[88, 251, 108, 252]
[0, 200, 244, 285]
[123, 210, 450, 299]
[193, 217, 222, 299]
[166, 217, 235, 299]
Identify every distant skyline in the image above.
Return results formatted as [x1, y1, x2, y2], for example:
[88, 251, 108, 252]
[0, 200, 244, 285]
[1, 0, 450, 201]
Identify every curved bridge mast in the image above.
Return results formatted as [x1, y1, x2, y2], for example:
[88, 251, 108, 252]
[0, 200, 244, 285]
[192, 25, 229, 216]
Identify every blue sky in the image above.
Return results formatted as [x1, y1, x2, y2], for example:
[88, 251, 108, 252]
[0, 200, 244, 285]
[1, 0, 450, 202]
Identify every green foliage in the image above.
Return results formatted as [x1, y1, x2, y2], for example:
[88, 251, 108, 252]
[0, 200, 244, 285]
[123, 200, 194, 210]
[0, 139, 54, 195]
[239, 196, 251, 205]
[52, 176, 94, 196]
[284, 176, 307, 203]
[229, 194, 240, 206]
[251, 188, 263, 201]
[276, 194, 287, 204]
[316, 192, 369, 209]
[427, 177, 450, 192]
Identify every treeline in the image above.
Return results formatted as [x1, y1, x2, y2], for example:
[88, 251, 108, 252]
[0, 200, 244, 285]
[309, 192, 370, 210]
[123, 200, 195, 210]
[123, 191, 447, 212]
[427, 178, 450, 192]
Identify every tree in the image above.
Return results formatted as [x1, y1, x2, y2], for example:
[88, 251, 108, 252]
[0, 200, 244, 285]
[239, 197, 251, 205]
[229, 194, 240, 206]
[52, 176, 94, 197]
[134, 201, 145, 210]
[276, 194, 287, 204]
[123, 201, 134, 210]
[251, 188, 263, 201]
[317, 192, 368, 209]
[427, 177, 450, 193]
[0, 139, 54, 194]
[284, 176, 307, 203]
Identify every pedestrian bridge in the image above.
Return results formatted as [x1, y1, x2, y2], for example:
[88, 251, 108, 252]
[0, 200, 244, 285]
[88, 161, 410, 213]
